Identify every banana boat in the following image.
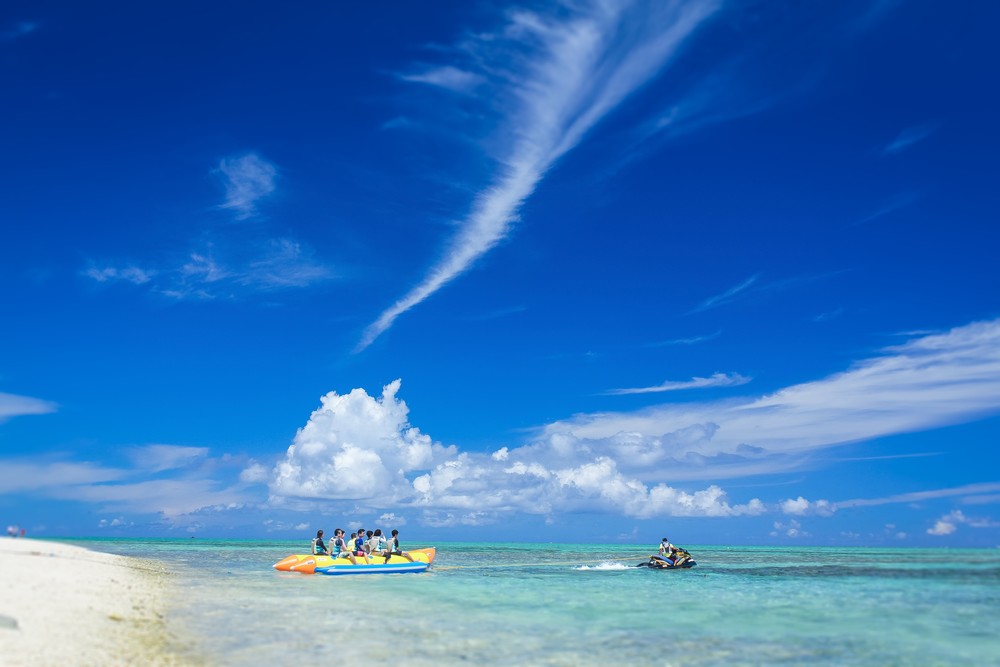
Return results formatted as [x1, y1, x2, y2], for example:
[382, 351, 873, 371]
[273, 547, 436, 575]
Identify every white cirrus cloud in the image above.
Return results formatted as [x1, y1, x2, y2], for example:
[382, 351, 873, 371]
[400, 65, 485, 93]
[238, 239, 334, 289]
[0, 451, 258, 525]
[688, 273, 760, 313]
[125, 444, 209, 473]
[883, 123, 937, 155]
[0, 391, 56, 423]
[0, 460, 127, 494]
[604, 372, 749, 395]
[89, 239, 333, 299]
[1, 21, 39, 42]
[82, 265, 156, 285]
[835, 482, 1000, 510]
[358, 0, 721, 350]
[541, 318, 1000, 480]
[218, 153, 278, 220]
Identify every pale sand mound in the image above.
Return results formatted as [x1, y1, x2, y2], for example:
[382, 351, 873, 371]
[0, 538, 195, 666]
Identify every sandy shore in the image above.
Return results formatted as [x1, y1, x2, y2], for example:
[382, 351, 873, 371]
[0, 538, 192, 666]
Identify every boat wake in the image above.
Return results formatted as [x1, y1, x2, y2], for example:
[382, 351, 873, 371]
[575, 561, 629, 571]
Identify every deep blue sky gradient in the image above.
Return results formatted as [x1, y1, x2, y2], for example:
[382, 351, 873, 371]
[1, 0, 998, 545]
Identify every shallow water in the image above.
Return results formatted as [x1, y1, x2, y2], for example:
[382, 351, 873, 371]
[66, 540, 1000, 666]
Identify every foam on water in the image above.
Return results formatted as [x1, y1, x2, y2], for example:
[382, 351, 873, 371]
[575, 560, 630, 570]
[67, 539, 1000, 666]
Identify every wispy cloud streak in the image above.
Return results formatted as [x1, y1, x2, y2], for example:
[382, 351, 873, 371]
[605, 372, 749, 395]
[647, 330, 722, 347]
[0, 391, 56, 423]
[835, 482, 1000, 510]
[689, 273, 760, 313]
[0, 21, 38, 42]
[83, 265, 156, 285]
[854, 192, 919, 226]
[883, 123, 936, 155]
[401, 66, 484, 93]
[358, 0, 721, 350]
[543, 318, 1000, 478]
[218, 153, 277, 220]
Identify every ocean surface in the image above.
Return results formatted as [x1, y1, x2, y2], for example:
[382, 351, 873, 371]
[64, 539, 999, 666]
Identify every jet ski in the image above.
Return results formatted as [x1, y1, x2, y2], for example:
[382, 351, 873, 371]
[636, 548, 696, 569]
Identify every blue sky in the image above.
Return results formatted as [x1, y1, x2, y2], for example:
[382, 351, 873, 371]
[2, 0, 998, 546]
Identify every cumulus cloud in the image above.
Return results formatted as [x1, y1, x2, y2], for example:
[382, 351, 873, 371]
[218, 153, 277, 219]
[781, 496, 835, 517]
[358, 0, 721, 350]
[268, 380, 764, 520]
[270, 380, 458, 502]
[771, 518, 807, 538]
[927, 514, 959, 536]
[263, 519, 310, 532]
[378, 512, 405, 526]
[927, 510, 999, 536]
[240, 461, 270, 484]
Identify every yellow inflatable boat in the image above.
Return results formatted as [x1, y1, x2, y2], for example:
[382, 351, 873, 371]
[273, 547, 436, 575]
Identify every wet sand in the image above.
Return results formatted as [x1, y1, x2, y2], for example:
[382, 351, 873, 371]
[0, 537, 191, 666]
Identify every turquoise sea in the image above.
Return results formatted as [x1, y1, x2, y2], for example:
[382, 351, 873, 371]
[66, 540, 999, 666]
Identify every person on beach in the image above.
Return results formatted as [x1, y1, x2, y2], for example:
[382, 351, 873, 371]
[384, 529, 414, 563]
[311, 530, 330, 556]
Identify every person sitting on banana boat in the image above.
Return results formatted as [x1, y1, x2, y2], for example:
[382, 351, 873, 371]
[311, 530, 330, 556]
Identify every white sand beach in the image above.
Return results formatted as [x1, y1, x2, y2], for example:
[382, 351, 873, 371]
[0, 538, 189, 666]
